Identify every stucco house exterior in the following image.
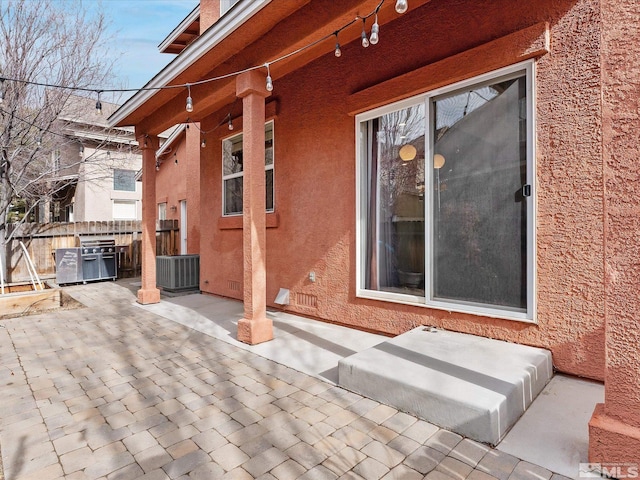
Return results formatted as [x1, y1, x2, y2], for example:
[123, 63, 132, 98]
[63, 96, 142, 223]
[109, 0, 640, 463]
[38, 94, 143, 223]
[146, 122, 201, 255]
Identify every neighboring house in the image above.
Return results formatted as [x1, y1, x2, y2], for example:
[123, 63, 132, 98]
[109, 0, 640, 462]
[41, 94, 142, 223]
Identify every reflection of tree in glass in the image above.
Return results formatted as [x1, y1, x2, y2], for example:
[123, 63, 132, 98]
[435, 84, 509, 135]
[222, 138, 243, 175]
[377, 105, 426, 205]
[375, 105, 427, 287]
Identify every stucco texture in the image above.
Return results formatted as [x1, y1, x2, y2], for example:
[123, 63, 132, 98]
[196, 0, 606, 380]
[587, 0, 640, 462]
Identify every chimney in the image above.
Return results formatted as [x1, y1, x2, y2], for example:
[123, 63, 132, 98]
[199, 0, 221, 34]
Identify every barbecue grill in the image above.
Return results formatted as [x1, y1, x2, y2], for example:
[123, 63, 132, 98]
[77, 236, 117, 283]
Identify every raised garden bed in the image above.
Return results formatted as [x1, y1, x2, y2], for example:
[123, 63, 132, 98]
[0, 283, 82, 318]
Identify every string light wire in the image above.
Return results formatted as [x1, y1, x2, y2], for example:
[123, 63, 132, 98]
[0, 0, 389, 101]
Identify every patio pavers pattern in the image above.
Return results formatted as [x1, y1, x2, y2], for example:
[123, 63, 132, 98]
[0, 282, 572, 480]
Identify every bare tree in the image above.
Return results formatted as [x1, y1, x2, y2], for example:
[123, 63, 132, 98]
[0, 0, 119, 280]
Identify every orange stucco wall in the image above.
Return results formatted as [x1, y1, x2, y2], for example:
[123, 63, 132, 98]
[156, 125, 201, 255]
[588, 0, 640, 462]
[156, 131, 186, 253]
[196, 0, 605, 380]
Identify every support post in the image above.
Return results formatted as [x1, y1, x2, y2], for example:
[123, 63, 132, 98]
[186, 123, 201, 254]
[235, 70, 273, 345]
[136, 133, 161, 305]
[588, 0, 640, 466]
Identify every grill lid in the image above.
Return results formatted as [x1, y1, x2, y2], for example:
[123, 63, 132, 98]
[77, 236, 116, 248]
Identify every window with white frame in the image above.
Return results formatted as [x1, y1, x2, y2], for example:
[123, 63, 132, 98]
[52, 149, 61, 173]
[220, 0, 239, 15]
[357, 62, 535, 321]
[113, 200, 137, 220]
[113, 169, 136, 192]
[158, 202, 167, 221]
[222, 122, 274, 216]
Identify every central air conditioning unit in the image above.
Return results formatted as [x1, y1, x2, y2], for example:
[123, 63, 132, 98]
[156, 255, 200, 292]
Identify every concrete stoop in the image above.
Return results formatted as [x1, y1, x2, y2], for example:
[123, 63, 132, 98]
[338, 326, 553, 445]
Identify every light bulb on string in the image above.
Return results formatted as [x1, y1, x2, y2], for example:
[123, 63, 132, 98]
[395, 0, 408, 13]
[0, 0, 414, 118]
[265, 64, 273, 92]
[36, 134, 42, 147]
[361, 19, 370, 48]
[370, 14, 380, 44]
[334, 32, 342, 57]
[185, 84, 193, 112]
[201, 137, 206, 148]
[228, 114, 234, 130]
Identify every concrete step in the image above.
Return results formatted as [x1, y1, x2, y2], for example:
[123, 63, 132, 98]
[338, 326, 553, 445]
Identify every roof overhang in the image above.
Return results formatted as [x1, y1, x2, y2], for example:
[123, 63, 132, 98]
[110, 0, 433, 136]
[64, 129, 136, 145]
[108, 0, 273, 131]
[158, 5, 201, 54]
[156, 124, 186, 158]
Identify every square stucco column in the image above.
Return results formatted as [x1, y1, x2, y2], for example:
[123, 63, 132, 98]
[136, 134, 161, 305]
[588, 0, 640, 465]
[185, 123, 201, 254]
[235, 70, 273, 345]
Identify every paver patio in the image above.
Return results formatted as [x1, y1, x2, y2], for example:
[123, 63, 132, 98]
[0, 281, 573, 480]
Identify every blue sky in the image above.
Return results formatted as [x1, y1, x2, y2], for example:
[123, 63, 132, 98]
[94, 0, 198, 101]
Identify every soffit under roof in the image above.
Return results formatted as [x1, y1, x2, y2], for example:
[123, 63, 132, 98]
[113, 0, 432, 135]
[158, 6, 201, 54]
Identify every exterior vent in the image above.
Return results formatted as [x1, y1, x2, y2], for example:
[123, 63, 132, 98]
[156, 255, 200, 292]
[228, 280, 241, 291]
[296, 293, 318, 308]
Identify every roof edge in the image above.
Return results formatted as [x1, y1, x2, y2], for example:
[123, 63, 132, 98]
[156, 124, 186, 158]
[108, 0, 272, 130]
[157, 5, 200, 53]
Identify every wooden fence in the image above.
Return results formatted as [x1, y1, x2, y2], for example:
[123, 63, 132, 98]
[6, 220, 179, 282]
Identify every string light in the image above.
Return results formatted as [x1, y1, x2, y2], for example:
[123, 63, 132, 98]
[201, 136, 206, 148]
[174, 153, 178, 164]
[395, 0, 408, 13]
[370, 13, 380, 44]
[185, 84, 193, 112]
[227, 113, 234, 131]
[155, 160, 160, 171]
[361, 18, 370, 48]
[265, 64, 273, 92]
[0, 0, 401, 116]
